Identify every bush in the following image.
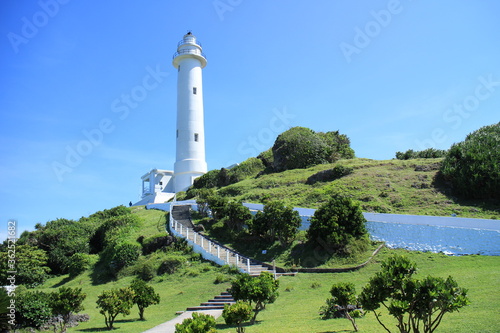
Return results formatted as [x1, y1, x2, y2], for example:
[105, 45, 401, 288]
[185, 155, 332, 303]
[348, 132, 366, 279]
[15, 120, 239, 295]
[395, 148, 447, 160]
[135, 261, 156, 281]
[223, 301, 253, 333]
[142, 233, 173, 255]
[157, 255, 186, 275]
[68, 253, 98, 278]
[440, 122, 500, 200]
[306, 165, 353, 184]
[110, 242, 141, 273]
[16, 290, 52, 328]
[175, 312, 216, 333]
[307, 195, 367, 253]
[0, 245, 50, 288]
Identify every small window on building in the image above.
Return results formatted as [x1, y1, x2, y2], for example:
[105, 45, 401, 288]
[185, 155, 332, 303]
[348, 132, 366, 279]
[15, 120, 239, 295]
[193, 87, 197, 94]
[159, 182, 163, 185]
[178, 65, 180, 72]
[194, 133, 199, 142]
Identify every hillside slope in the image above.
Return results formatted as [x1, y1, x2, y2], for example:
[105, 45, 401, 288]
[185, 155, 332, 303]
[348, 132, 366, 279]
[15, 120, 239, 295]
[186, 158, 499, 219]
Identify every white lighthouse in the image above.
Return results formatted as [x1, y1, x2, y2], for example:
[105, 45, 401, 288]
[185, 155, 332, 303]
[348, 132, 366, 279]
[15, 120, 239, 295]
[133, 32, 208, 205]
[172, 31, 208, 192]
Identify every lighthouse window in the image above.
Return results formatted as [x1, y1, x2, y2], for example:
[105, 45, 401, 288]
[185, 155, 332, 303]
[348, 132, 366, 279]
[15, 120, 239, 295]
[193, 87, 197, 94]
[194, 133, 199, 142]
[176, 130, 179, 138]
[178, 65, 180, 72]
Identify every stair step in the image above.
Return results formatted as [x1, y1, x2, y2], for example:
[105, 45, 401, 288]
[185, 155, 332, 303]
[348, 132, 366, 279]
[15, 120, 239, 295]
[186, 305, 225, 311]
[214, 295, 233, 299]
[201, 301, 235, 306]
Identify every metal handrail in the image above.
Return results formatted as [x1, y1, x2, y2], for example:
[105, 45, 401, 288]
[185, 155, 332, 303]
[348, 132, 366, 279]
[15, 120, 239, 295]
[178, 39, 202, 48]
[172, 49, 206, 60]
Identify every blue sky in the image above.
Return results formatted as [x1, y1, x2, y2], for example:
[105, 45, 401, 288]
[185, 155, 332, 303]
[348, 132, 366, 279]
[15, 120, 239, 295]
[1, 0, 499, 239]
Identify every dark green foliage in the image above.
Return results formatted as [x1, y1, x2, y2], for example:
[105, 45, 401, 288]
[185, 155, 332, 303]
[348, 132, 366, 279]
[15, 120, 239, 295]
[359, 255, 470, 333]
[16, 289, 52, 328]
[223, 300, 253, 333]
[206, 193, 229, 221]
[68, 253, 98, 278]
[257, 148, 274, 169]
[157, 254, 186, 275]
[142, 233, 174, 255]
[85, 205, 131, 221]
[135, 261, 156, 281]
[440, 122, 500, 200]
[306, 165, 353, 184]
[90, 214, 140, 254]
[317, 130, 356, 161]
[129, 279, 160, 320]
[307, 195, 367, 253]
[18, 218, 95, 275]
[272, 127, 355, 172]
[320, 282, 359, 331]
[223, 200, 253, 232]
[50, 287, 86, 332]
[0, 244, 50, 288]
[175, 312, 217, 333]
[395, 148, 448, 160]
[0, 289, 10, 331]
[109, 242, 141, 273]
[96, 287, 135, 330]
[192, 157, 265, 190]
[193, 188, 216, 217]
[272, 127, 331, 171]
[250, 201, 301, 246]
[230, 271, 280, 324]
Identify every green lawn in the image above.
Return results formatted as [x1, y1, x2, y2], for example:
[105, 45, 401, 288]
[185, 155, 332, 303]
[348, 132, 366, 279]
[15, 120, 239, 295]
[216, 248, 500, 333]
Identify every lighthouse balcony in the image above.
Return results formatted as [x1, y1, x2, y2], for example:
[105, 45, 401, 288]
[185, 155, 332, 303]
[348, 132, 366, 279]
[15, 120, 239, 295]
[178, 38, 202, 48]
[173, 49, 206, 60]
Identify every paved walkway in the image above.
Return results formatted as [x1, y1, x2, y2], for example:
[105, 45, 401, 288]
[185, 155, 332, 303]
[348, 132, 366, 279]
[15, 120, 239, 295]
[142, 310, 223, 333]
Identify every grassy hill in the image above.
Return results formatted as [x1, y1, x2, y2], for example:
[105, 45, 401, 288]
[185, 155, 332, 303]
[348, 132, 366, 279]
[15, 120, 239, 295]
[183, 157, 500, 219]
[25, 206, 499, 333]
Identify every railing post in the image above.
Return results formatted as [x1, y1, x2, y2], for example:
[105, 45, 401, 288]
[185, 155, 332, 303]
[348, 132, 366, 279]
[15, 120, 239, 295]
[209, 241, 212, 253]
[226, 250, 229, 264]
[194, 232, 197, 244]
[186, 228, 189, 239]
[201, 236, 204, 248]
[217, 245, 220, 258]
[273, 260, 276, 280]
[236, 254, 239, 266]
[180, 224, 183, 235]
[247, 258, 250, 274]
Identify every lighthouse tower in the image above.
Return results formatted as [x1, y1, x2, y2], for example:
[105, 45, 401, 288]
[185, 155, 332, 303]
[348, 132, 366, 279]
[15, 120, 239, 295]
[172, 32, 208, 192]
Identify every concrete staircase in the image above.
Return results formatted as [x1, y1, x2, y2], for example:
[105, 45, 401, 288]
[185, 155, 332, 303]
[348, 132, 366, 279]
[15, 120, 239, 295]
[186, 291, 235, 311]
[170, 204, 276, 276]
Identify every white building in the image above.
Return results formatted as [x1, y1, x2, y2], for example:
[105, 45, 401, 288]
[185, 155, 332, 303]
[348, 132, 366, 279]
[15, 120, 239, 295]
[134, 32, 207, 205]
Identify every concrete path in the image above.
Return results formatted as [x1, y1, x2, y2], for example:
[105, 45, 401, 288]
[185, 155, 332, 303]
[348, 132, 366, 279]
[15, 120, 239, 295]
[142, 310, 223, 333]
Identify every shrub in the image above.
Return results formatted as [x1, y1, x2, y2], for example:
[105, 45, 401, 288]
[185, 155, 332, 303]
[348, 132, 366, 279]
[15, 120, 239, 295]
[223, 301, 253, 333]
[96, 288, 135, 330]
[249, 201, 301, 245]
[157, 255, 186, 275]
[49, 287, 86, 332]
[0, 244, 50, 288]
[16, 290, 52, 328]
[142, 233, 173, 255]
[175, 312, 217, 333]
[395, 148, 447, 160]
[319, 282, 360, 331]
[110, 242, 141, 273]
[130, 279, 160, 320]
[68, 253, 98, 278]
[307, 195, 367, 253]
[440, 122, 500, 200]
[135, 261, 156, 281]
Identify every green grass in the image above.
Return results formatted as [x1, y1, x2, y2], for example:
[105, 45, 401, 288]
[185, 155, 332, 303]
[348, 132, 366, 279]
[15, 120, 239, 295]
[215, 248, 500, 333]
[192, 158, 500, 219]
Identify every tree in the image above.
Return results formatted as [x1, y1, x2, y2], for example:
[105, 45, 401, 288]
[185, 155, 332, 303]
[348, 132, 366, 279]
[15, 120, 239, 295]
[272, 127, 331, 171]
[0, 244, 50, 288]
[129, 279, 160, 320]
[175, 312, 217, 333]
[50, 287, 86, 332]
[320, 282, 359, 331]
[250, 201, 301, 245]
[96, 287, 135, 330]
[223, 301, 253, 333]
[16, 289, 52, 329]
[223, 200, 253, 232]
[307, 195, 367, 253]
[318, 130, 355, 161]
[230, 271, 279, 324]
[440, 122, 500, 200]
[359, 255, 470, 333]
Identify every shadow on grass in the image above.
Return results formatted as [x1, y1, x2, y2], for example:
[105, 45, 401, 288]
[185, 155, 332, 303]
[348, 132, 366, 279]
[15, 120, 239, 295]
[216, 320, 261, 330]
[51, 275, 73, 288]
[77, 319, 136, 332]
